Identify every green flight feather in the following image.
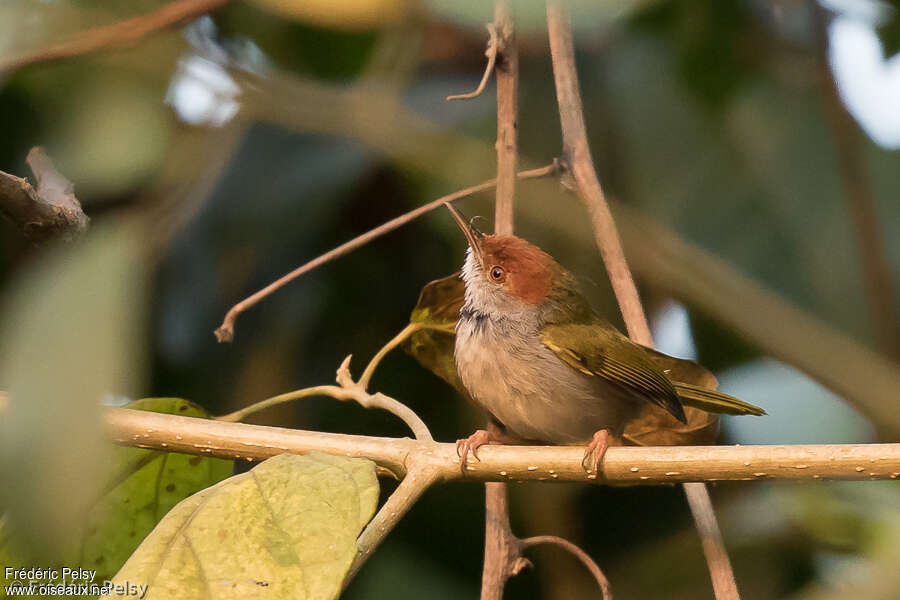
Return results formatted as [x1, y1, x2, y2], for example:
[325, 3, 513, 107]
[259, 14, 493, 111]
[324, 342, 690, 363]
[673, 382, 767, 416]
[541, 323, 687, 424]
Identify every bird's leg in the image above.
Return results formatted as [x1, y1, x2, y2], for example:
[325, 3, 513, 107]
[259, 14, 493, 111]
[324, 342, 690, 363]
[456, 420, 518, 475]
[582, 429, 611, 474]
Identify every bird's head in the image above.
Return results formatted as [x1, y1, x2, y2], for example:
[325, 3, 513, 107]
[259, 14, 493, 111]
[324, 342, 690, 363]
[445, 202, 559, 317]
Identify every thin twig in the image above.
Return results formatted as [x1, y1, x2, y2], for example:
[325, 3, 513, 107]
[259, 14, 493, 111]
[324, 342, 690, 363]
[492, 1, 518, 238]
[545, 2, 739, 598]
[520, 536, 611, 600]
[104, 408, 900, 482]
[359, 322, 454, 391]
[214, 163, 557, 343]
[218, 354, 433, 441]
[810, 2, 900, 360]
[0, 0, 228, 73]
[446, 25, 500, 101]
[482, 2, 521, 600]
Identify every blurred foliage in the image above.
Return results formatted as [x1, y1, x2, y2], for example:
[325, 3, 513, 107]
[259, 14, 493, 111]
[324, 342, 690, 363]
[1, 0, 899, 598]
[1, 397, 232, 592]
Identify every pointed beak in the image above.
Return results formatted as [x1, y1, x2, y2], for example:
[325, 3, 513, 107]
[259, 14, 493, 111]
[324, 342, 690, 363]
[444, 202, 484, 261]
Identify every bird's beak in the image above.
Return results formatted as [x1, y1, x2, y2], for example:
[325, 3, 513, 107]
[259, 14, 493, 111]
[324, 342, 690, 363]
[444, 202, 484, 261]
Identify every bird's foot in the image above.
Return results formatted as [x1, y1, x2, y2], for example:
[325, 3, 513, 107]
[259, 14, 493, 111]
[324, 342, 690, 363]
[582, 429, 611, 475]
[456, 423, 516, 476]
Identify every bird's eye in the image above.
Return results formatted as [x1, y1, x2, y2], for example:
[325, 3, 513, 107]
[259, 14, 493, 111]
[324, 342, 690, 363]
[489, 266, 506, 282]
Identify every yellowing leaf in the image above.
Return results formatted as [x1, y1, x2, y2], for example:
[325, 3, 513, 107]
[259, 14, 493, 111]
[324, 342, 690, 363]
[104, 453, 378, 600]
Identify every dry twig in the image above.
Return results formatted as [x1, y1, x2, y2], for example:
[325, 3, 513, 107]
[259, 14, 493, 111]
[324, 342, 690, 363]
[213, 164, 557, 343]
[446, 24, 500, 101]
[520, 536, 611, 600]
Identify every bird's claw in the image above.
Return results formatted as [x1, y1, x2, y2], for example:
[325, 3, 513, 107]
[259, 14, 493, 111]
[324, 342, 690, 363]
[582, 429, 610, 475]
[456, 429, 494, 476]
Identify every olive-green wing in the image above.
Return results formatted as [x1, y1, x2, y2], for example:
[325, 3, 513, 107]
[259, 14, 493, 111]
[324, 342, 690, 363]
[541, 323, 687, 424]
[673, 382, 766, 416]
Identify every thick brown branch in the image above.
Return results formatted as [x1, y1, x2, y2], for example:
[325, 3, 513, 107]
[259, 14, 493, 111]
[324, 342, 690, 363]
[214, 164, 556, 342]
[0, 0, 228, 72]
[104, 408, 900, 482]
[0, 147, 88, 243]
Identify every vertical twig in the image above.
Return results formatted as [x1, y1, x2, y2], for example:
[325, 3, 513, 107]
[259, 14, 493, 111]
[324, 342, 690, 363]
[483, 1, 520, 599]
[810, 2, 900, 360]
[493, 0, 518, 237]
[545, 2, 739, 598]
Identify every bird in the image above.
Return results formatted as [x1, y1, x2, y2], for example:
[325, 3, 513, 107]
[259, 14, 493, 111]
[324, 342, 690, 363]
[444, 202, 765, 473]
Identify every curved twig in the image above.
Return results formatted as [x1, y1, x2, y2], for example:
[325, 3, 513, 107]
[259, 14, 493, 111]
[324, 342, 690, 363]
[446, 24, 499, 101]
[213, 164, 557, 343]
[358, 323, 456, 390]
[520, 535, 612, 600]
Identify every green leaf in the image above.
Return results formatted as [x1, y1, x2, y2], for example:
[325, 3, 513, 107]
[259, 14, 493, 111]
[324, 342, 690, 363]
[103, 452, 378, 600]
[80, 398, 234, 583]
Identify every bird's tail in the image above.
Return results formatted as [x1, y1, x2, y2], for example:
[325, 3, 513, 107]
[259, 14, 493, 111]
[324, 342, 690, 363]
[674, 382, 766, 416]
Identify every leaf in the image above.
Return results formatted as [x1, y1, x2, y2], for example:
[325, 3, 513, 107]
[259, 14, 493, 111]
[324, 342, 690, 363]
[401, 272, 470, 397]
[80, 398, 234, 583]
[103, 452, 379, 600]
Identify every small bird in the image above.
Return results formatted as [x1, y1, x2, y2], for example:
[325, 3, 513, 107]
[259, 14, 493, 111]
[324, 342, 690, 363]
[445, 203, 765, 472]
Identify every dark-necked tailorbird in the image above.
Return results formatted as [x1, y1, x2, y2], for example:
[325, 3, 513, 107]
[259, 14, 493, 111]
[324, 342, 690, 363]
[445, 202, 765, 473]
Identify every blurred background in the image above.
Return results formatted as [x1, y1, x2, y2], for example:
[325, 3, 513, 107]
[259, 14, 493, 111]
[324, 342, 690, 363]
[1, 0, 899, 598]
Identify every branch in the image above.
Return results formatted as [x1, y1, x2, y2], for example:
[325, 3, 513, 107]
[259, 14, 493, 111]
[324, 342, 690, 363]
[810, 3, 900, 360]
[104, 408, 900, 482]
[492, 0, 518, 238]
[546, 0, 651, 346]
[0, 147, 88, 243]
[213, 164, 557, 342]
[545, 2, 738, 598]
[347, 460, 440, 584]
[0, 0, 229, 73]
